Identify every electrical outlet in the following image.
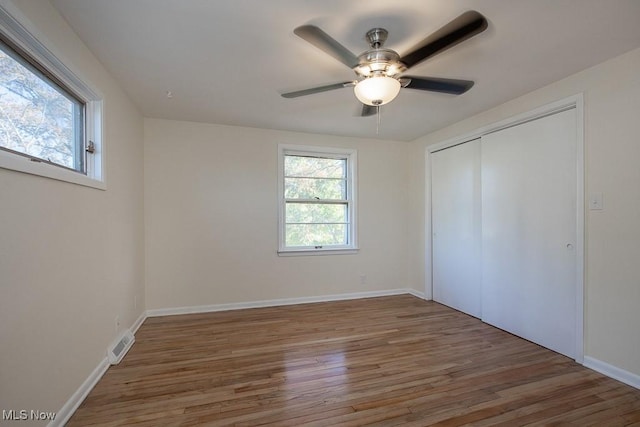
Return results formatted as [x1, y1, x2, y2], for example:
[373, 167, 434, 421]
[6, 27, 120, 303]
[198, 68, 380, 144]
[359, 274, 367, 285]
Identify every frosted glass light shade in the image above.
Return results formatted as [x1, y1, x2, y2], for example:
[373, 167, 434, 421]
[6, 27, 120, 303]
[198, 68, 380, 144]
[354, 76, 401, 106]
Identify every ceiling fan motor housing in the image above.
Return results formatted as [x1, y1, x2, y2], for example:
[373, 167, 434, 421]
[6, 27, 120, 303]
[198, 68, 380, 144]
[355, 28, 407, 80]
[356, 48, 405, 75]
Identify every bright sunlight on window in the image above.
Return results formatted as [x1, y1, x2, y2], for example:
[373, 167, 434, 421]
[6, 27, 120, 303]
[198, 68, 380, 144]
[0, 38, 85, 172]
[0, 5, 103, 189]
[279, 145, 357, 255]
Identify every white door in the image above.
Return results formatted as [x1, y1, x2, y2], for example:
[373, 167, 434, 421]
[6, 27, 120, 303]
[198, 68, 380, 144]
[481, 109, 577, 358]
[432, 139, 482, 318]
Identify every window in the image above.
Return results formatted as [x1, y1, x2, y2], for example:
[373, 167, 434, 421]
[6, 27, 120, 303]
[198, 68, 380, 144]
[0, 5, 103, 188]
[278, 144, 358, 255]
[0, 37, 85, 171]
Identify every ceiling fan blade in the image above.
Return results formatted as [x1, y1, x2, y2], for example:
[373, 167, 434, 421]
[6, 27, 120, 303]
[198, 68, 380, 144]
[400, 11, 488, 69]
[281, 81, 355, 98]
[360, 104, 376, 117]
[294, 25, 359, 68]
[403, 76, 474, 94]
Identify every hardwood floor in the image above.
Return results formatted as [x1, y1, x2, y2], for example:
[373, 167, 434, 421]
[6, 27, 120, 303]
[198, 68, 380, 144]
[68, 295, 640, 426]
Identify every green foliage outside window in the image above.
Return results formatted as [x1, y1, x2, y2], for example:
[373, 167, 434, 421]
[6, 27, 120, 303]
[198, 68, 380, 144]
[284, 155, 350, 247]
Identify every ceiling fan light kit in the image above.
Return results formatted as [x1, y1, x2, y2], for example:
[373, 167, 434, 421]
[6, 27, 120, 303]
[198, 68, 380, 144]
[354, 75, 401, 106]
[283, 10, 488, 123]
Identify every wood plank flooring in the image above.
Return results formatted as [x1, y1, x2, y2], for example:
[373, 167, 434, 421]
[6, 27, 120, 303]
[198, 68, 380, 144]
[68, 295, 640, 426]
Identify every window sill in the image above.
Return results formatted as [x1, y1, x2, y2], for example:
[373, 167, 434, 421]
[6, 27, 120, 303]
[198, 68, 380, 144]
[278, 248, 359, 257]
[0, 151, 105, 190]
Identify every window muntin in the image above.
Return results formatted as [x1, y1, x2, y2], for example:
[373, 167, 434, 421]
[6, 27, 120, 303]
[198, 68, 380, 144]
[279, 146, 357, 254]
[0, 37, 86, 173]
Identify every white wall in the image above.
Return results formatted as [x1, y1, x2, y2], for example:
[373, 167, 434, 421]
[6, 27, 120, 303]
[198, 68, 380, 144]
[144, 119, 410, 309]
[0, 0, 145, 422]
[408, 47, 640, 377]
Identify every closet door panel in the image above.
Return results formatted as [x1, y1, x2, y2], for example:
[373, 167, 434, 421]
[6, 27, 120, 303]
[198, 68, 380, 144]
[481, 109, 577, 358]
[432, 139, 481, 318]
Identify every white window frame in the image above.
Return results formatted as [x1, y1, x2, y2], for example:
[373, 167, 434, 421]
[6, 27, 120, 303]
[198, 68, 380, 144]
[278, 144, 358, 256]
[0, 4, 104, 190]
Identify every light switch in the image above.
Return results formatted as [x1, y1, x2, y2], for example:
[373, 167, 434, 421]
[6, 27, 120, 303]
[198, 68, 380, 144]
[589, 192, 603, 210]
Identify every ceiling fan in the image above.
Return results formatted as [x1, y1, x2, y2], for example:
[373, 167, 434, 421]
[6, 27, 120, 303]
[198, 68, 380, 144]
[282, 11, 488, 116]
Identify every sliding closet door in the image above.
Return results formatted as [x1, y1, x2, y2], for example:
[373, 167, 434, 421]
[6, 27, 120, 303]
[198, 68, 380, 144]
[432, 139, 481, 318]
[481, 109, 577, 358]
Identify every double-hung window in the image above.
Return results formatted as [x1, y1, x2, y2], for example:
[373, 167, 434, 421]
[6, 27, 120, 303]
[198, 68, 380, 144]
[0, 5, 103, 188]
[278, 144, 358, 255]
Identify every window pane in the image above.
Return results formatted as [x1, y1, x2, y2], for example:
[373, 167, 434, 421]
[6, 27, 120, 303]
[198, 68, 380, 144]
[0, 45, 83, 171]
[285, 224, 347, 247]
[286, 202, 347, 224]
[285, 155, 345, 178]
[285, 177, 346, 200]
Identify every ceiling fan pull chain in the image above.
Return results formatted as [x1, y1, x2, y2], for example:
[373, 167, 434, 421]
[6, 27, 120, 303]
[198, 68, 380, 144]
[376, 104, 381, 134]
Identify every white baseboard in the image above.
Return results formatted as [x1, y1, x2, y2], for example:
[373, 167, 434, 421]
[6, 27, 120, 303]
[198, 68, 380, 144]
[407, 288, 426, 299]
[146, 288, 424, 317]
[49, 357, 109, 427]
[131, 310, 147, 334]
[583, 356, 640, 390]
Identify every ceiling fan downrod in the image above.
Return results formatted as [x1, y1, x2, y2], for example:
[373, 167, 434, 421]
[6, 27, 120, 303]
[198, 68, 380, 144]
[366, 28, 388, 49]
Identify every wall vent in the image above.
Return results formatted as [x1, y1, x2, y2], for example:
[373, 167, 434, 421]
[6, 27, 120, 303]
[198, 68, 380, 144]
[108, 330, 135, 365]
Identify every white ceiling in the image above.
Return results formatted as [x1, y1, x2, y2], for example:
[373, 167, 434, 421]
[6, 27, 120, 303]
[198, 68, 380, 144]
[50, 0, 640, 141]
